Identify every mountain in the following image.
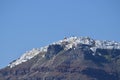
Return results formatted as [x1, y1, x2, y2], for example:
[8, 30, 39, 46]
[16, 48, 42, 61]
[0, 36, 120, 80]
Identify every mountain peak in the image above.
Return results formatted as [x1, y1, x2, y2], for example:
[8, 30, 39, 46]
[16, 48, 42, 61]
[8, 36, 120, 68]
[1, 36, 120, 80]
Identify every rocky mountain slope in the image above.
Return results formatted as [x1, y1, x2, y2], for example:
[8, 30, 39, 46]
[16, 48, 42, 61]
[0, 36, 120, 80]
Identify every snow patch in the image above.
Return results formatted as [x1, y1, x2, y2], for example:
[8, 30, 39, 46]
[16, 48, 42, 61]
[8, 46, 48, 68]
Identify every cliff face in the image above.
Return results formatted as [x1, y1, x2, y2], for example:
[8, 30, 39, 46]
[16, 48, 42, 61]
[0, 37, 120, 80]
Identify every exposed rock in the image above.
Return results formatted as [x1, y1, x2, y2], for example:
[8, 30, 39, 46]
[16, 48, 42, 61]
[0, 36, 120, 80]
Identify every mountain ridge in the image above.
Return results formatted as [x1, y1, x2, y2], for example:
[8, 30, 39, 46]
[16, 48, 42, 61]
[8, 36, 120, 68]
[0, 36, 120, 80]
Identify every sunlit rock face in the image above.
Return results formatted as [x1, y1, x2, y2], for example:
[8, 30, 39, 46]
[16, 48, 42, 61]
[0, 36, 120, 80]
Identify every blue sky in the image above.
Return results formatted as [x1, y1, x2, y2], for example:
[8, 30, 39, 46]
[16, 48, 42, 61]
[0, 0, 120, 68]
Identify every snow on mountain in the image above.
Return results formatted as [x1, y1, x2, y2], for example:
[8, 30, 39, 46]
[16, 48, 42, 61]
[8, 36, 120, 68]
[8, 46, 48, 68]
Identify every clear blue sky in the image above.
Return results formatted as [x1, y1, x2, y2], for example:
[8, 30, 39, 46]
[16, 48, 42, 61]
[0, 0, 120, 68]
